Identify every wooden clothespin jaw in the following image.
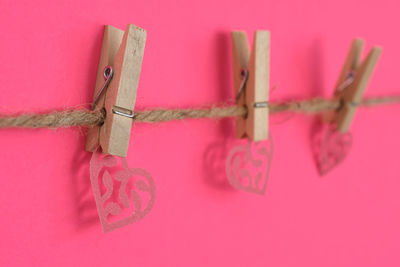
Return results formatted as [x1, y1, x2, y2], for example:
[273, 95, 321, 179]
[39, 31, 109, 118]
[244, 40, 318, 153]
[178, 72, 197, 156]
[85, 24, 147, 157]
[232, 31, 270, 141]
[332, 38, 382, 133]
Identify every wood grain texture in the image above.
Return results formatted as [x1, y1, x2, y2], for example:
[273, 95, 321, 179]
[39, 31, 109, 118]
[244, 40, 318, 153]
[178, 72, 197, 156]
[334, 39, 382, 132]
[232, 31, 250, 138]
[85, 25, 124, 152]
[246, 31, 270, 141]
[334, 39, 363, 97]
[231, 30, 270, 141]
[99, 24, 147, 157]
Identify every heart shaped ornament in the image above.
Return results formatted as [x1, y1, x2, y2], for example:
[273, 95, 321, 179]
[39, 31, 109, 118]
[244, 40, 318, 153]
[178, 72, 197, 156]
[89, 149, 156, 233]
[225, 135, 273, 195]
[312, 122, 353, 176]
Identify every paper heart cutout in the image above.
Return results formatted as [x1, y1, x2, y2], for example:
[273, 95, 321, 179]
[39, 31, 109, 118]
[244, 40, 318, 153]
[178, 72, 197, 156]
[313, 123, 353, 176]
[225, 136, 273, 195]
[89, 149, 156, 233]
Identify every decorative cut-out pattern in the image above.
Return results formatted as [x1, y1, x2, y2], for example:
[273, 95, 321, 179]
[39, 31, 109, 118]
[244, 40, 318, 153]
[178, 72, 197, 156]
[225, 136, 273, 195]
[312, 123, 353, 176]
[89, 149, 156, 233]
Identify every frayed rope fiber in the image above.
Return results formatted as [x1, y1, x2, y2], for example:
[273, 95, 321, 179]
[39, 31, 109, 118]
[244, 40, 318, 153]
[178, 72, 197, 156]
[0, 96, 400, 128]
[0, 110, 105, 128]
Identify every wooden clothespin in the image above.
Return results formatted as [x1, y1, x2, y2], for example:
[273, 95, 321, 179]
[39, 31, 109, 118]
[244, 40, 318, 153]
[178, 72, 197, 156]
[86, 24, 146, 157]
[332, 38, 382, 132]
[231, 31, 270, 141]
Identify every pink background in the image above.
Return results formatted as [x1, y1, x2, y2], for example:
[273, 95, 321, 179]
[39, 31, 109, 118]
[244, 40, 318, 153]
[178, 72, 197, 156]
[1, 0, 400, 266]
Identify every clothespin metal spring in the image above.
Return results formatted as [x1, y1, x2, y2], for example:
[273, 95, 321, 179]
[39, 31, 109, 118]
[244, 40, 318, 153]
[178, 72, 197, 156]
[236, 69, 269, 109]
[91, 66, 114, 110]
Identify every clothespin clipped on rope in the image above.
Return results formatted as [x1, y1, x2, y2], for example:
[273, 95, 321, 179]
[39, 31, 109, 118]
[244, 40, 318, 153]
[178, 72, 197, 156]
[313, 39, 381, 176]
[332, 39, 382, 132]
[86, 24, 146, 157]
[231, 31, 270, 141]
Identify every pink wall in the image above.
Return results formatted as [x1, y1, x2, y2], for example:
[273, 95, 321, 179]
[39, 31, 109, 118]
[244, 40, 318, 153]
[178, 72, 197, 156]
[1, 0, 400, 266]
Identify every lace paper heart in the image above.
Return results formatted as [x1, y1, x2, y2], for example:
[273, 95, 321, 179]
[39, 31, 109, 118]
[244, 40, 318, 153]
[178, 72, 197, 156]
[225, 137, 273, 195]
[89, 149, 156, 233]
[313, 123, 353, 176]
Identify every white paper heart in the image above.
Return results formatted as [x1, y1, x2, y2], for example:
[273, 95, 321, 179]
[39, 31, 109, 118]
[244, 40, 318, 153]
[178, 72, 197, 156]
[225, 136, 273, 195]
[89, 149, 156, 233]
[312, 123, 353, 176]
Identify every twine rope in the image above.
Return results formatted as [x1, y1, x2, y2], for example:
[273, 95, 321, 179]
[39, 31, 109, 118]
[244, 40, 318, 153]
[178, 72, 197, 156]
[0, 95, 400, 128]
